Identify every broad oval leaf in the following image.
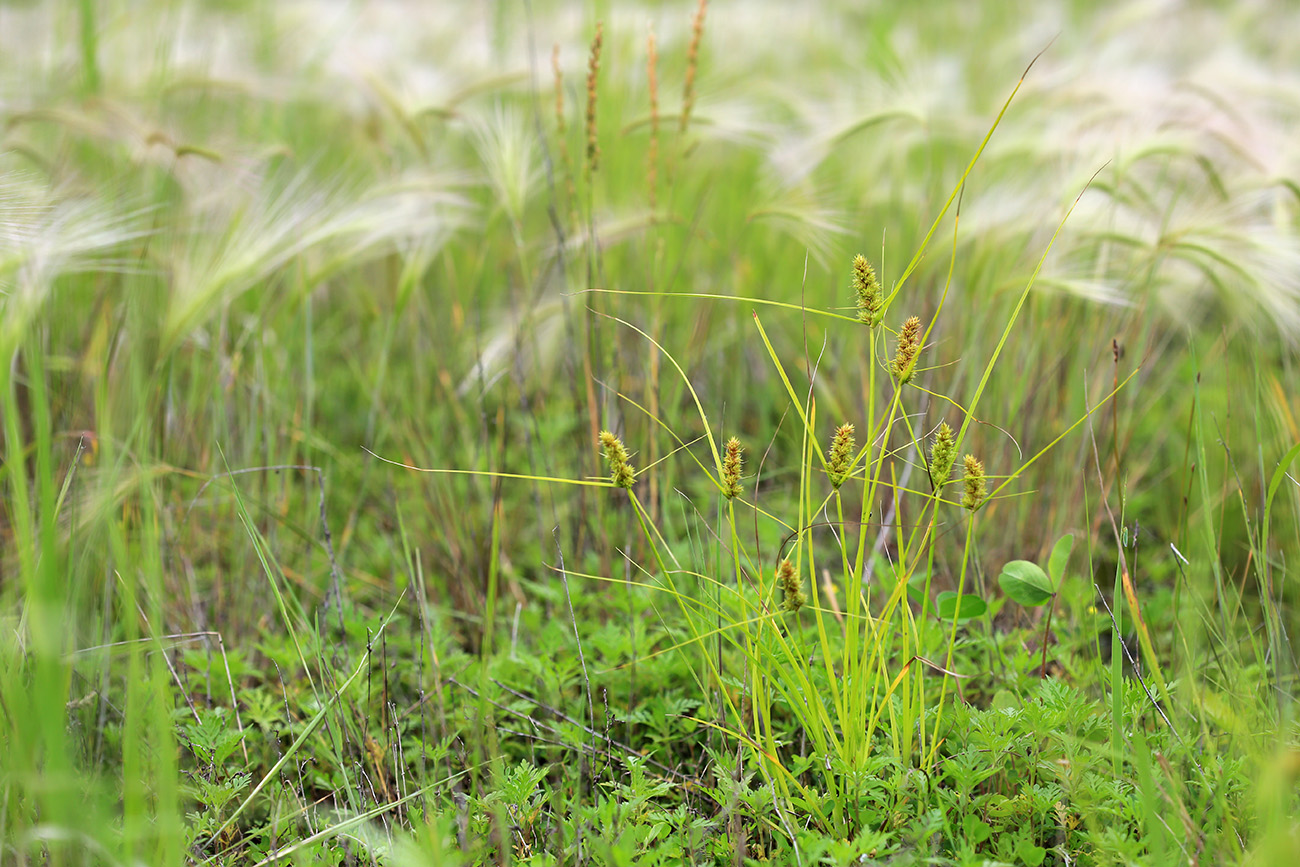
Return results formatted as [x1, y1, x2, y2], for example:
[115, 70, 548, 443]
[906, 569, 931, 605]
[998, 560, 1055, 606]
[1048, 533, 1074, 585]
[936, 590, 988, 621]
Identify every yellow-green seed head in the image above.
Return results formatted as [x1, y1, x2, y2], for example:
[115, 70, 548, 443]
[852, 254, 883, 327]
[891, 316, 922, 384]
[777, 559, 805, 613]
[722, 436, 743, 499]
[960, 454, 986, 511]
[929, 422, 957, 490]
[827, 423, 855, 489]
[599, 430, 636, 489]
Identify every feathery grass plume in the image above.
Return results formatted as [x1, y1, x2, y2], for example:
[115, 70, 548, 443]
[470, 105, 539, 227]
[852, 254, 883, 326]
[646, 27, 660, 212]
[928, 422, 957, 490]
[890, 315, 922, 384]
[827, 423, 856, 489]
[0, 178, 149, 352]
[585, 22, 603, 174]
[721, 436, 743, 499]
[680, 0, 707, 134]
[745, 184, 849, 269]
[777, 559, 805, 613]
[599, 430, 635, 489]
[960, 454, 986, 511]
[164, 170, 470, 350]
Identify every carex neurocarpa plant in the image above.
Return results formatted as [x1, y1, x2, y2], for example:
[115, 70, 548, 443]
[570, 78, 1137, 843]
[381, 56, 1129, 842]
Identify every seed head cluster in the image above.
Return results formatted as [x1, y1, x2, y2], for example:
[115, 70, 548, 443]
[599, 430, 635, 489]
[891, 316, 923, 384]
[777, 559, 805, 613]
[827, 423, 855, 489]
[961, 454, 986, 511]
[929, 422, 957, 490]
[852, 254, 884, 327]
[721, 436, 743, 499]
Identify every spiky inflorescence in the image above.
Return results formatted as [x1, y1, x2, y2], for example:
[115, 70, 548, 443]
[891, 316, 923, 384]
[599, 430, 635, 489]
[680, 0, 707, 133]
[721, 436, 743, 499]
[960, 454, 986, 511]
[552, 44, 576, 218]
[852, 254, 883, 327]
[585, 22, 603, 173]
[827, 423, 856, 489]
[929, 422, 957, 490]
[777, 559, 805, 613]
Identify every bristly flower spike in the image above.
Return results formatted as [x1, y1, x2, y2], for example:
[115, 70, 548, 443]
[721, 436, 743, 499]
[827, 423, 855, 489]
[777, 559, 805, 613]
[680, 0, 707, 134]
[929, 422, 957, 490]
[599, 430, 636, 489]
[585, 22, 603, 173]
[852, 254, 883, 327]
[960, 454, 986, 511]
[891, 315, 922, 384]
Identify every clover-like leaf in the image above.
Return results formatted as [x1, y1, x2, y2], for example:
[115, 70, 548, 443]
[907, 569, 930, 605]
[936, 590, 988, 622]
[998, 560, 1055, 606]
[1047, 533, 1074, 586]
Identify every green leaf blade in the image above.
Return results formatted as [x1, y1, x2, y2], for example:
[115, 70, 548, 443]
[1047, 533, 1074, 585]
[936, 591, 988, 621]
[998, 560, 1055, 606]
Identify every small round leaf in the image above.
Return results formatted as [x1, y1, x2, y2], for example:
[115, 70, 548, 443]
[998, 560, 1055, 606]
[936, 590, 988, 621]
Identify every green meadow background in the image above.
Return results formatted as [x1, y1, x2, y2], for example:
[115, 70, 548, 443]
[1, 1, 1297, 864]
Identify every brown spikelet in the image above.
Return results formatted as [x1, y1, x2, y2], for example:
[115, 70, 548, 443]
[585, 22, 604, 174]
[681, 0, 707, 134]
[647, 27, 660, 213]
